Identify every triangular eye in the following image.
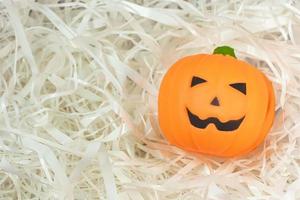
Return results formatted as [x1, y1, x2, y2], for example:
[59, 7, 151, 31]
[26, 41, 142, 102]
[230, 83, 246, 95]
[191, 76, 207, 87]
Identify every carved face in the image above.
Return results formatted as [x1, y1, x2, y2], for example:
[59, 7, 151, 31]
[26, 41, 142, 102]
[158, 54, 275, 157]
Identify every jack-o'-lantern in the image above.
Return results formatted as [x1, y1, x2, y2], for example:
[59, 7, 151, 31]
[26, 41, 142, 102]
[158, 46, 275, 157]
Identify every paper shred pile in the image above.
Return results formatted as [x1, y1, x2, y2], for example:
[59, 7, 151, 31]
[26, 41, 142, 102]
[0, 0, 300, 199]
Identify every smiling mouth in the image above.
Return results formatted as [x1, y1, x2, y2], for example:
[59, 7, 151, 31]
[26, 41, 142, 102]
[187, 108, 245, 131]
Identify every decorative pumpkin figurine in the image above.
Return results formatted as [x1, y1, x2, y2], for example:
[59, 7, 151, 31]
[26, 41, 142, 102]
[158, 46, 275, 157]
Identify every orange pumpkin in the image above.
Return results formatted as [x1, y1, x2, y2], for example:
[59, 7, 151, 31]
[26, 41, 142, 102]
[158, 46, 275, 157]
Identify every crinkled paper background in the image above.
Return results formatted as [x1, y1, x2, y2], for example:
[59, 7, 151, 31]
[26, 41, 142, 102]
[0, 0, 300, 199]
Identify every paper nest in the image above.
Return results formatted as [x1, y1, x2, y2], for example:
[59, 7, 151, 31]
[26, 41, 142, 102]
[0, 0, 300, 199]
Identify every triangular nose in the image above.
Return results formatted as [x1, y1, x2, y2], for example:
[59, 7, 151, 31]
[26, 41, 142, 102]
[210, 97, 220, 106]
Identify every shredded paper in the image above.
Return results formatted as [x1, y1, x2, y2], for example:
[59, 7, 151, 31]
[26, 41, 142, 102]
[0, 0, 300, 199]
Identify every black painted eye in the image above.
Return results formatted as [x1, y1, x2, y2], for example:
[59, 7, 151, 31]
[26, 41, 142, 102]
[191, 76, 207, 87]
[230, 83, 246, 95]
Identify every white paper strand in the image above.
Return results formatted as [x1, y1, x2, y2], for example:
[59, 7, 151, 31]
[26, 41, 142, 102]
[99, 146, 118, 200]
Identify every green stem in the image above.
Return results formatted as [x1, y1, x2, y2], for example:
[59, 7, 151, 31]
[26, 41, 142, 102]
[213, 46, 236, 58]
